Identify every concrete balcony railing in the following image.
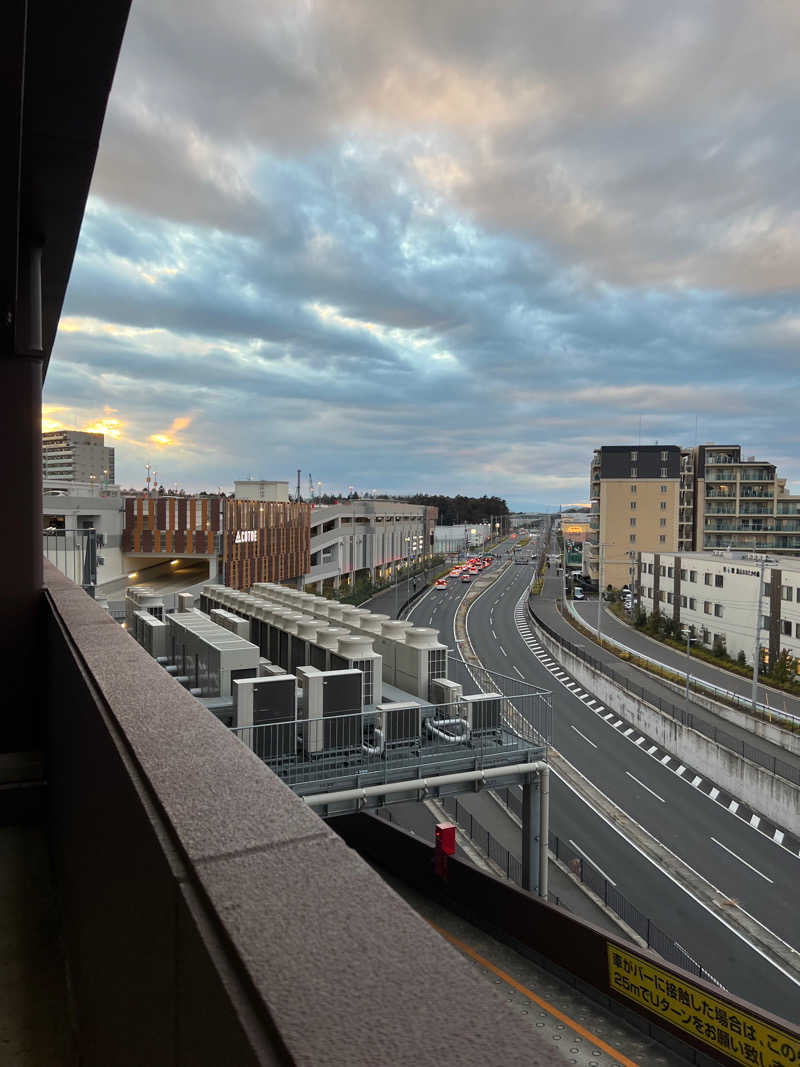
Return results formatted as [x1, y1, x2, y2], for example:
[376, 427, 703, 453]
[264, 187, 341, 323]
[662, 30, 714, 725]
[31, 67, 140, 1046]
[40, 562, 540, 1065]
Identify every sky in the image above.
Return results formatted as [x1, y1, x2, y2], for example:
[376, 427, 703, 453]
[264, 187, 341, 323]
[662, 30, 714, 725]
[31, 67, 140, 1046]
[44, 0, 800, 510]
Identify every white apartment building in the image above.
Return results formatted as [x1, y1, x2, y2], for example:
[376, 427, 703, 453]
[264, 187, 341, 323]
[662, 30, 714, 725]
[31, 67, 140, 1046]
[42, 430, 115, 483]
[637, 549, 800, 669]
[305, 499, 436, 591]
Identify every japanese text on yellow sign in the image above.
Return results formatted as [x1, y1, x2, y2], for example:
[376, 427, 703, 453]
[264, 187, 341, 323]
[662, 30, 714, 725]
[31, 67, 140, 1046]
[607, 945, 800, 1067]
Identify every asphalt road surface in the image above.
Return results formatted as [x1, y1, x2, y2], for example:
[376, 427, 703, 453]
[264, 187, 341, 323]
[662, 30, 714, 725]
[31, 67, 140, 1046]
[405, 538, 800, 1023]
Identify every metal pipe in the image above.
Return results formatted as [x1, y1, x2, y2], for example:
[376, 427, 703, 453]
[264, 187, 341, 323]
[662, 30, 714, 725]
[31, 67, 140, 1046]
[538, 764, 549, 900]
[302, 761, 548, 807]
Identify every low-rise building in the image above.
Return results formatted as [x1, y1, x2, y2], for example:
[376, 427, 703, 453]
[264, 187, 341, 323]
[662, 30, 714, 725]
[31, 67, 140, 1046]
[637, 549, 800, 669]
[305, 499, 436, 591]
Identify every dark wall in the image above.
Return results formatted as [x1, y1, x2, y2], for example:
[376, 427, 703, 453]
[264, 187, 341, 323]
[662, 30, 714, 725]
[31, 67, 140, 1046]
[599, 446, 680, 480]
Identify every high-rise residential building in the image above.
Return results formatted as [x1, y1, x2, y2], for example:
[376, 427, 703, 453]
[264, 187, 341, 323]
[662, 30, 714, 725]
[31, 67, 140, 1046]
[586, 445, 682, 590]
[42, 430, 115, 484]
[588, 442, 800, 591]
[682, 444, 800, 556]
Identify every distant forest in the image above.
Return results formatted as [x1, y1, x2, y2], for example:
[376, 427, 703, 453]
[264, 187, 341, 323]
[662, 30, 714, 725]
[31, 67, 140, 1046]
[393, 494, 510, 525]
[308, 491, 509, 524]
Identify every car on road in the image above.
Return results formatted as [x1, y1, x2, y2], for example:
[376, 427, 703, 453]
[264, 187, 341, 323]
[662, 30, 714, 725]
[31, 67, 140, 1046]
[449, 568, 461, 577]
[573, 586, 585, 600]
[435, 578, 448, 590]
[461, 574, 471, 583]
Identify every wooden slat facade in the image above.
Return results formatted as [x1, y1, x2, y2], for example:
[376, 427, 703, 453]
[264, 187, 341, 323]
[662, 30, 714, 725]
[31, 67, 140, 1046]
[121, 494, 310, 591]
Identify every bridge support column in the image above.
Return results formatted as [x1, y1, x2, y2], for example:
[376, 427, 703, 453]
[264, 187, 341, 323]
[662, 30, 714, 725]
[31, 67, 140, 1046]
[522, 766, 549, 898]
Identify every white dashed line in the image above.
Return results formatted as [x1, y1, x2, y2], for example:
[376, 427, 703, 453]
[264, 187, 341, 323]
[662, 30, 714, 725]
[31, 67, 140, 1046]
[690, 775, 703, 788]
[750, 814, 761, 829]
[709, 788, 719, 801]
[774, 830, 784, 845]
[570, 725, 598, 749]
[491, 628, 497, 639]
[499, 646, 507, 657]
[513, 665, 524, 679]
[622, 727, 634, 737]
[728, 800, 739, 814]
[711, 837, 773, 884]
[675, 765, 686, 776]
[625, 771, 666, 804]
[660, 755, 672, 765]
[646, 745, 658, 755]
[634, 736, 645, 746]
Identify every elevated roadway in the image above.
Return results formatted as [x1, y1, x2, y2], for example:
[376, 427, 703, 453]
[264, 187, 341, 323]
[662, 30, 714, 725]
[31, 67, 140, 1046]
[405, 548, 800, 1023]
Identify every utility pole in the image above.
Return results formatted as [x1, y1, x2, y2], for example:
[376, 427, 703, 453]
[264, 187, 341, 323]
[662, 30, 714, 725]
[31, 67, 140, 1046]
[751, 558, 768, 711]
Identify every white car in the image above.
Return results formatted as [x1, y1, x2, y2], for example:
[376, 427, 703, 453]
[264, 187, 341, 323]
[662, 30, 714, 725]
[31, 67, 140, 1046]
[573, 587, 585, 600]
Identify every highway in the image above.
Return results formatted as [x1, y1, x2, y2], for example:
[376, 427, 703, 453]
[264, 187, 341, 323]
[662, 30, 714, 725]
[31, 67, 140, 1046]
[404, 535, 800, 1023]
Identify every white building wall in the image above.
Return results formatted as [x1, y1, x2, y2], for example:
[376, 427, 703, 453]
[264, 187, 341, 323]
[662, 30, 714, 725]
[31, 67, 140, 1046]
[638, 550, 800, 664]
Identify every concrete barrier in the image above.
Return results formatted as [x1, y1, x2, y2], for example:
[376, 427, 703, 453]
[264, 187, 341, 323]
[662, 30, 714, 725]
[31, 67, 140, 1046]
[530, 612, 800, 832]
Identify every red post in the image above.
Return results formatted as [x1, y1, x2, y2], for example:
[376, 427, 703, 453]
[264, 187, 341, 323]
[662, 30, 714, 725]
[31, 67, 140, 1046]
[434, 822, 456, 880]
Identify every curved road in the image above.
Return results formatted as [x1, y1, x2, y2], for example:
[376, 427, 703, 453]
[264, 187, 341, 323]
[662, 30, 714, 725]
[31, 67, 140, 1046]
[407, 539, 800, 1023]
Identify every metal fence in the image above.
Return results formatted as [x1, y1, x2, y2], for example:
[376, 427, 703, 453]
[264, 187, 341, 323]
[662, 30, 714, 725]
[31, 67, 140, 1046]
[493, 787, 719, 985]
[446, 654, 553, 750]
[231, 689, 547, 792]
[43, 528, 97, 595]
[564, 596, 800, 730]
[532, 605, 800, 787]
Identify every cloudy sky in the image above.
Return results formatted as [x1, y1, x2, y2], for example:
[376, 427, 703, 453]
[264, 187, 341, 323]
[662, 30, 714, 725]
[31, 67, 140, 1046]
[44, 0, 800, 509]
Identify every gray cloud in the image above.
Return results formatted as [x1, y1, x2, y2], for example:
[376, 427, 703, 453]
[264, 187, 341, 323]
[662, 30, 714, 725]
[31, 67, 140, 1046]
[45, 0, 800, 507]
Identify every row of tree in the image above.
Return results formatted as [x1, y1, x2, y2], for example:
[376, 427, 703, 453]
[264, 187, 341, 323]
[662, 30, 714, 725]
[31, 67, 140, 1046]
[391, 494, 510, 525]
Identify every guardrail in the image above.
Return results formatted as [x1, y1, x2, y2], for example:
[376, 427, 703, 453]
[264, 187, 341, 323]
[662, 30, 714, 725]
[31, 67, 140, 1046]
[492, 787, 718, 984]
[534, 604, 800, 786]
[43, 527, 97, 595]
[566, 597, 800, 729]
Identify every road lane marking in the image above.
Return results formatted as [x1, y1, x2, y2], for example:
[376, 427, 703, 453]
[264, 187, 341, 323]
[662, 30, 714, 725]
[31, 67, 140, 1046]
[750, 814, 761, 829]
[625, 771, 665, 803]
[774, 830, 784, 845]
[710, 837, 773, 884]
[424, 921, 641, 1067]
[499, 645, 507, 656]
[491, 628, 497, 639]
[659, 755, 672, 765]
[691, 775, 703, 788]
[646, 745, 658, 755]
[568, 840, 616, 886]
[634, 736, 645, 746]
[570, 725, 597, 749]
[513, 664, 524, 678]
[728, 800, 739, 813]
[709, 788, 719, 801]
[675, 765, 686, 776]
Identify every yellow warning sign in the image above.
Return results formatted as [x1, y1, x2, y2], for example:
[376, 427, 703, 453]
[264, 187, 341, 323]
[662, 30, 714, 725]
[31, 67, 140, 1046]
[607, 945, 800, 1067]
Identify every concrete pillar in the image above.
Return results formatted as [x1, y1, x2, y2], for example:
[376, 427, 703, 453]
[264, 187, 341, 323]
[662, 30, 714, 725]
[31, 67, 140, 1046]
[521, 771, 541, 895]
[0, 356, 43, 751]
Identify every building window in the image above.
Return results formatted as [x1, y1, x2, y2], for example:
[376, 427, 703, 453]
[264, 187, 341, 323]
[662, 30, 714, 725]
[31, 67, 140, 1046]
[631, 467, 638, 478]
[681, 595, 687, 607]
[631, 450, 638, 461]
[660, 483, 667, 492]
[660, 468, 668, 478]
[714, 604, 724, 618]
[689, 597, 696, 610]
[667, 567, 674, 577]
[795, 622, 800, 639]
[762, 615, 771, 629]
[704, 601, 712, 614]
[680, 569, 687, 580]
[781, 585, 793, 601]
[659, 518, 667, 527]
[660, 566, 666, 576]
[715, 574, 724, 588]
[659, 535, 666, 543]
[630, 484, 637, 494]
[659, 591, 666, 602]
[630, 518, 636, 527]
[782, 619, 792, 636]
[630, 501, 637, 510]
[629, 534, 636, 543]
[704, 573, 712, 585]
[667, 592, 673, 604]
[659, 500, 667, 511]
[763, 582, 771, 596]
[661, 450, 669, 461]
